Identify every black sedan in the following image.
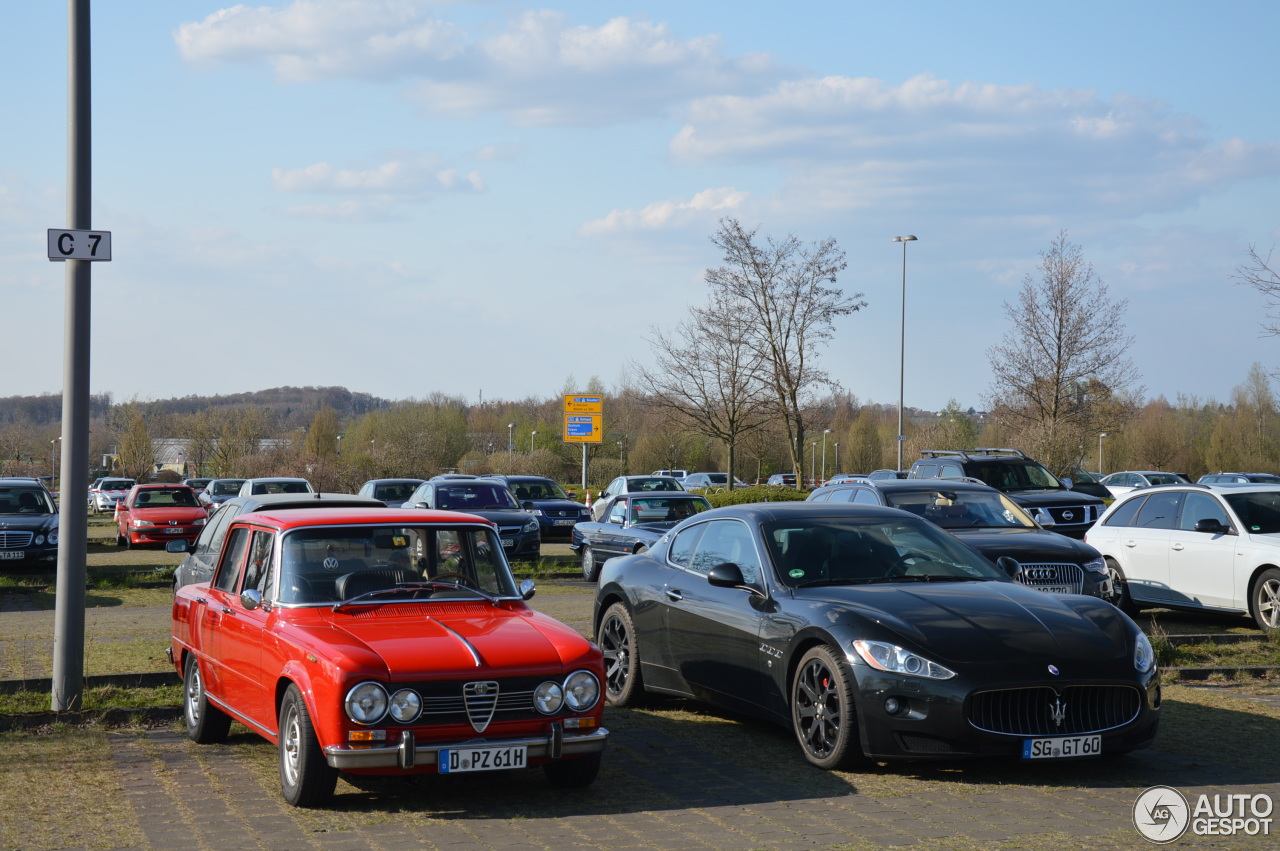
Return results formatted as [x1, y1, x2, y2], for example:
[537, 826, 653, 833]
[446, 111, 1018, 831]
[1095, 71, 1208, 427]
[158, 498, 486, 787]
[572, 491, 711, 581]
[807, 479, 1115, 603]
[593, 502, 1160, 768]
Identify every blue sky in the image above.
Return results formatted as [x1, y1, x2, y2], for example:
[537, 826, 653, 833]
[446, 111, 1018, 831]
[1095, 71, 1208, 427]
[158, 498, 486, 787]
[4, 1, 1280, 413]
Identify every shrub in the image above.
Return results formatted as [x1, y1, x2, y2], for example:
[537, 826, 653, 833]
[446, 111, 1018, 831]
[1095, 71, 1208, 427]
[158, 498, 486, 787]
[706, 485, 808, 508]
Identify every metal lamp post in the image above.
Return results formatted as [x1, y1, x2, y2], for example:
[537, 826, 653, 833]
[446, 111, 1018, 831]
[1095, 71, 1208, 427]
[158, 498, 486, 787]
[507, 423, 515, 453]
[821, 429, 832, 482]
[530, 430, 538, 453]
[810, 441, 817, 484]
[50, 437, 61, 487]
[834, 442, 840, 474]
[1098, 433, 1109, 475]
[892, 235, 917, 470]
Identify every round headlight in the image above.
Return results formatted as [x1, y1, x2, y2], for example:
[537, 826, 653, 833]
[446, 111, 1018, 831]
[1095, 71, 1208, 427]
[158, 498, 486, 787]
[34, 535, 45, 545]
[47, 531, 58, 545]
[1134, 632, 1156, 673]
[345, 681, 389, 724]
[533, 681, 564, 714]
[387, 688, 422, 723]
[563, 670, 600, 712]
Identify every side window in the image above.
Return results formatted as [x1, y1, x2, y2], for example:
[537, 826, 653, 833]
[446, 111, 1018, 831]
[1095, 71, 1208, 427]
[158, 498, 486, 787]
[939, 463, 964, 479]
[852, 488, 881, 505]
[1104, 496, 1145, 528]
[1134, 492, 1183, 530]
[608, 500, 628, 523]
[914, 463, 937, 478]
[1180, 492, 1229, 531]
[668, 523, 707, 569]
[241, 530, 276, 597]
[689, 520, 759, 581]
[809, 490, 831, 503]
[196, 505, 239, 556]
[214, 526, 251, 593]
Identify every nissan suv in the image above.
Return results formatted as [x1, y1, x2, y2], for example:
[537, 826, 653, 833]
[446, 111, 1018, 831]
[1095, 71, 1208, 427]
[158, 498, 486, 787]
[908, 448, 1106, 538]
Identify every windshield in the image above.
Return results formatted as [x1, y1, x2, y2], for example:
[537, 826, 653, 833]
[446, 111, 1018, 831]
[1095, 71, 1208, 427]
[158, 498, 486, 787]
[1145, 473, 1185, 486]
[212, 480, 244, 495]
[0, 486, 55, 515]
[1224, 492, 1280, 534]
[626, 477, 682, 491]
[103, 480, 133, 491]
[509, 479, 569, 500]
[620, 495, 710, 523]
[134, 488, 199, 508]
[882, 488, 1036, 529]
[436, 483, 517, 510]
[968, 461, 1061, 491]
[763, 515, 1005, 588]
[373, 482, 422, 504]
[279, 524, 518, 605]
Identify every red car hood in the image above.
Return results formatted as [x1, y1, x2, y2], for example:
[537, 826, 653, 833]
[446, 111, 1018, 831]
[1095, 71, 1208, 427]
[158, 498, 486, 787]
[309, 603, 596, 680]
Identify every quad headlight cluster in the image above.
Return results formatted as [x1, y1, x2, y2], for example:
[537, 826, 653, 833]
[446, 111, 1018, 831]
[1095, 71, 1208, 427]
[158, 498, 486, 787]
[344, 671, 601, 725]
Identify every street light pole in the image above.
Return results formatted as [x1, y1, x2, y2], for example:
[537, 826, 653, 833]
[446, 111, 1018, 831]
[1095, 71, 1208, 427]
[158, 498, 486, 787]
[50, 437, 61, 487]
[810, 441, 817, 484]
[530, 430, 538, 453]
[507, 423, 515, 453]
[892, 235, 917, 470]
[822, 429, 831, 482]
[1099, 432, 1109, 475]
[834, 442, 840, 474]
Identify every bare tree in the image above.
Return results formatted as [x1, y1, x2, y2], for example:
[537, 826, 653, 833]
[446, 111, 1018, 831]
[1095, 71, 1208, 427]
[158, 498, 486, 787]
[633, 292, 772, 488]
[705, 218, 864, 485]
[115, 403, 154, 481]
[985, 231, 1142, 473]
[1236, 245, 1280, 338]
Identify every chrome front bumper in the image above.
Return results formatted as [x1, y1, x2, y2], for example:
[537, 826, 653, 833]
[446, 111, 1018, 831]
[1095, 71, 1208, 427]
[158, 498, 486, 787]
[323, 724, 609, 770]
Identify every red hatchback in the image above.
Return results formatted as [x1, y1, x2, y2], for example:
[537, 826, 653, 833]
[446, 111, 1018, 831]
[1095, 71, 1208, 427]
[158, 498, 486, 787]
[115, 484, 208, 549]
[168, 507, 608, 807]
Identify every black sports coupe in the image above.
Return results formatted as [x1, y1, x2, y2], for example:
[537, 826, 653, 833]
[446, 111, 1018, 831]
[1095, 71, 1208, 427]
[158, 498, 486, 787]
[592, 502, 1160, 768]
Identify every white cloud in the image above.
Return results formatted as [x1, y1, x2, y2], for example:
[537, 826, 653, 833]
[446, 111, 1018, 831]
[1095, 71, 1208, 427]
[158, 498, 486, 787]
[176, 5, 787, 125]
[579, 187, 748, 236]
[270, 154, 485, 200]
[665, 74, 1280, 219]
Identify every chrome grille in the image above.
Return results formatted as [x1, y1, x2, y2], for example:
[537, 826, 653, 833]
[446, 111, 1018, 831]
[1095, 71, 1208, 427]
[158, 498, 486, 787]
[390, 676, 549, 728]
[463, 681, 500, 732]
[1015, 562, 1084, 594]
[1048, 504, 1097, 525]
[968, 685, 1142, 736]
[0, 531, 34, 548]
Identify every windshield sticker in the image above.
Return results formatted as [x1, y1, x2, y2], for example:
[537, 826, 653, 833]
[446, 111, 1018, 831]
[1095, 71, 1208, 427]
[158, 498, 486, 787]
[789, 569, 805, 579]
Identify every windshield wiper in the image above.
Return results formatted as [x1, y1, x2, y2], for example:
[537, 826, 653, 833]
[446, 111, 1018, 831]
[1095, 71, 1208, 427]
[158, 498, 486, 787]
[331, 580, 495, 610]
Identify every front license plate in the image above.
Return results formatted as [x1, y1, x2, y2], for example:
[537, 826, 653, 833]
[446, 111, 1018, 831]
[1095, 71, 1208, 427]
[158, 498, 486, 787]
[501, 538, 514, 547]
[165, 528, 185, 535]
[554, 519, 576, 526]
[1035, 586, 1072, 594]
[0, 551, 24, 560]
[438, 745, 527, 773]
[1022, 735, 1101, 759]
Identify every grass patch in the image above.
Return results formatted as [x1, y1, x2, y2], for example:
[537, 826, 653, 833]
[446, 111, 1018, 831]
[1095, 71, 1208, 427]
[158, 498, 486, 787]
[0, 684, 182, 715]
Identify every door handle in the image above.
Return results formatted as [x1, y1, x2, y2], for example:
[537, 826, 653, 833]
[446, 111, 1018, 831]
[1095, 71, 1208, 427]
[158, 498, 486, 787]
[1124, 540, 1137, 548]
[1171, 543, 1184, 552]
[665, 588, 684, 601]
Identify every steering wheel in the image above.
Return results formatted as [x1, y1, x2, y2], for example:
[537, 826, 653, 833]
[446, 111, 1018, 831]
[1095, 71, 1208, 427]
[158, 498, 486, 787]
[432, 572, 476, 588]
[886, 552, 934, 577]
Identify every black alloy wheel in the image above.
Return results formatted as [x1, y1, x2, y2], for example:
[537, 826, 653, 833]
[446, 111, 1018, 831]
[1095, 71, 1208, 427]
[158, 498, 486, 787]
[791, 645, 862, 770]
[597, 602, 643, 705]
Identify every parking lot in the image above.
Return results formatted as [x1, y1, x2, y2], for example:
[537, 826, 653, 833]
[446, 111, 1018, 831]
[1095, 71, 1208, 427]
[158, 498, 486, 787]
[4, 566, 1280, 850]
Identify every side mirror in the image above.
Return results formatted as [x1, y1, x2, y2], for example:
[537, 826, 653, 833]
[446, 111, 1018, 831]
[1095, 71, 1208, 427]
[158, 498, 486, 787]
[240, 588, 262, 610]
[707, 562, 746, 587]
[166, 539, 191, 554]
[1061, 477, 1074, 489]
[1031, 507, 1055, 527]
[1194, 518, 1231, 535]
[522, 500, 535, 510]
[997, 556, 1023, 579]
[519, 578, 536, 601]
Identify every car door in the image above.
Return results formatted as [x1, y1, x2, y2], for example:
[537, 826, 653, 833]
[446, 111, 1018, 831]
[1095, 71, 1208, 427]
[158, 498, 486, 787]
[595, 498, 633, 559]
[1116, 491, 1184, 602]
[662, 518, 770, 714]
[1167, 491, 1239, 609]
[211, 527, 274, 728]
[195, 525, 252, 699]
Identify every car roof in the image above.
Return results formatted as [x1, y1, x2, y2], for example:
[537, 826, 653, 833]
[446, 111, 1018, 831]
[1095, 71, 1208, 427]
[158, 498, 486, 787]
[233, 506, 497, 530]
[697, 501, 915, 523]
[362, 477, 425, 485]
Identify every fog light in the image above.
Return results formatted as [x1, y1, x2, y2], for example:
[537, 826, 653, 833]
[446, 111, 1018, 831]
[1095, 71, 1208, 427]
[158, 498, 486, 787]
[884, 697, 902, 715]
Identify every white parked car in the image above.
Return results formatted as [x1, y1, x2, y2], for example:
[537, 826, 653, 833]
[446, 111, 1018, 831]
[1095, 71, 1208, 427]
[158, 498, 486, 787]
[1098, 470, 1188, 498]
[1085, 483, 1280, 630]
[236, 477, 314, 497]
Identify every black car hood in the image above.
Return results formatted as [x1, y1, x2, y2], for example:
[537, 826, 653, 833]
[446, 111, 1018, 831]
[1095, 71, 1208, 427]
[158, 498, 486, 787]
[950, 528, 1099, 562]
[525, 498, 585, 512]
[0, 514, 58, 533]
[1005, 489, 1104, 507]
[809, 580, 1131, 668]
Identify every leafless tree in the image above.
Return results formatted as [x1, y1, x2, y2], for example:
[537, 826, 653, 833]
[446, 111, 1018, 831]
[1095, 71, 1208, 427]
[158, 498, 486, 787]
[985, 231, 1142, 473]
[705, 218, 864, 485]
[1237, 244, 1280, 346]
[633, 292, 773, 488]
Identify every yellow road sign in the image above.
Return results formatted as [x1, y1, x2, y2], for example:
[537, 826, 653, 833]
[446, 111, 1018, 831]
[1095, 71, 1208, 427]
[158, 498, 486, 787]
[563, 394, 603, 414]
[563, 413, 603, 443]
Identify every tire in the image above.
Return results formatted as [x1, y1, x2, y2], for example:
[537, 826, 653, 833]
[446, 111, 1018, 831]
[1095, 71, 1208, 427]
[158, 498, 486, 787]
[1105, 558, 1139, 616]
[1251, 568, 1280, 631]
[278, 684, 337, 808]
[634, 544, 649, 555]
[183, 654, 231, 744]
[582, 544, 600, 582]
[791, 645, 862, 770]
[542, 752, 601, 788]
[597, 602, 643, 706]
[116, 531, 127, 547]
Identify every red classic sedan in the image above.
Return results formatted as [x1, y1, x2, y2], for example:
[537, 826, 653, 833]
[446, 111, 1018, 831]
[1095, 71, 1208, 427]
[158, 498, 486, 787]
[168, 507, 608, 807]
[115, 484, 208, 549]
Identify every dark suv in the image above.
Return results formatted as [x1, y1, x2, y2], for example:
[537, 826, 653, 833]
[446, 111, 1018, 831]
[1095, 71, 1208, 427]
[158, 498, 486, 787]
[908, 448, 1106, 539]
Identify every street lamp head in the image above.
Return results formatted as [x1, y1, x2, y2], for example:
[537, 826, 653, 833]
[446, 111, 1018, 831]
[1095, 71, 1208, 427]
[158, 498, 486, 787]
[892, 235, 918, 243]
